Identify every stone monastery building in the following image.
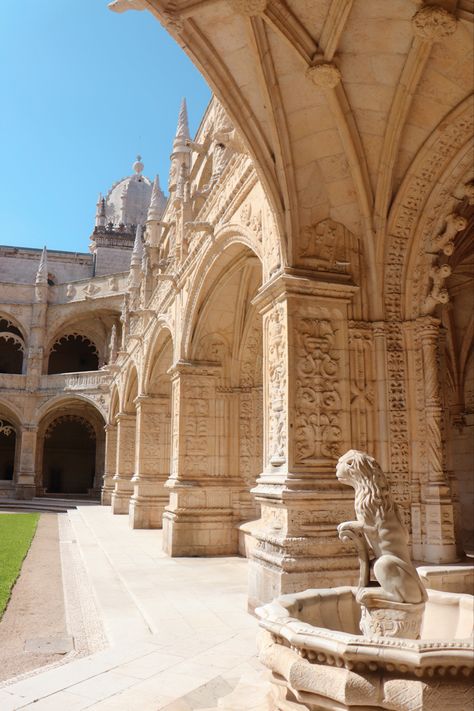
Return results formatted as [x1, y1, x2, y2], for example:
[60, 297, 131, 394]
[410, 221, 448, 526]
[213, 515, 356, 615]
[0, 0, 473, 609]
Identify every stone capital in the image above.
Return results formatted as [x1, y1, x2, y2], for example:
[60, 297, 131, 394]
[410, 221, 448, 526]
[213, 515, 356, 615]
[412, 5, 457, 41]
[254, 268, 357, 314]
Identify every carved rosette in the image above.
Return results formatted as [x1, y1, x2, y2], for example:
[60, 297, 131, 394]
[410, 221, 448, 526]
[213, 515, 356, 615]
[228, 0, 267, 16]
[306, 62, 342, 89]
[266, 304, 287, 467]
[412, 5, 457, 41]
[294, 314, 342, 465]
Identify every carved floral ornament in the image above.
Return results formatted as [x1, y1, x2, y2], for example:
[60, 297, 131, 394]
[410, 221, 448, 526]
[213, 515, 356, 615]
[295, 316, 342, 463]
[306, 62, 341, 89]
[0, 420, 14, 437]
[411, 5, 457, 41]
[44, 414, 96, 440]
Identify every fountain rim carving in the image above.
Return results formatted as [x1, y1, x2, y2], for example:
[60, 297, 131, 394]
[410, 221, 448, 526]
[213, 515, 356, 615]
[256, 585, 474, 678]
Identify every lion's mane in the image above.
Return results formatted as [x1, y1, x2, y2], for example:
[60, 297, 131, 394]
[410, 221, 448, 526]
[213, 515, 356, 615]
[339, 450, 402, 529]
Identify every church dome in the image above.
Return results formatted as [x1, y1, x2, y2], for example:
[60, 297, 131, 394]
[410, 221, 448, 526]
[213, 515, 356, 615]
[104, 156, 153, 228]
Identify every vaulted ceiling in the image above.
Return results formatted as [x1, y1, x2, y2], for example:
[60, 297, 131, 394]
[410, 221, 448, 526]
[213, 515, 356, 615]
[111, 0, 473, 318]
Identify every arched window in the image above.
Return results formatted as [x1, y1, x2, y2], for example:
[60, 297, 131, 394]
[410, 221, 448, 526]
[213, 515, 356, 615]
[48, 334, 99, 374]
[0, 318, 25, 374]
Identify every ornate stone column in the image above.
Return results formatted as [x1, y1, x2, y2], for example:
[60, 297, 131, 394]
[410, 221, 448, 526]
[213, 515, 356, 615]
[101, 423, 117, 505]
[111, 412, 136, 515]
[162, 361, 237, 556]
[15, 425, 37, 500]
[249, 272, 359, 608]
[416, 316, 457, 562]
[129, 395, 171, 529]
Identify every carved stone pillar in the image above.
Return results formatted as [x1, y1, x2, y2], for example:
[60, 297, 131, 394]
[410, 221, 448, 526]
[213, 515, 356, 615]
[417, 316, 457, 562]
[249, 273, 359, 608]
[15, 425, 37, 500]
[111, 412, 136, 515]
[101, 424, 117, 505]
[162, 361, 237, 556]
[129, 395, 171, 529]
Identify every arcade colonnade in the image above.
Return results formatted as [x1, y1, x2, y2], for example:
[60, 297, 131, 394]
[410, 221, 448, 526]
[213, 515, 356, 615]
[103, 0, 474, 607]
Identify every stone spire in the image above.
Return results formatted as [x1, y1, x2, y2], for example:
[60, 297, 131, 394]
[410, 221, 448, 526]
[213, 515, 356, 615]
[169, 98, 192, 193]
[147, 175, 166, 221]
[174, 97, 190, 146]
[130, 224, 144, 267]
[95, 193, 107, 227]
[35, 246, 48, 284]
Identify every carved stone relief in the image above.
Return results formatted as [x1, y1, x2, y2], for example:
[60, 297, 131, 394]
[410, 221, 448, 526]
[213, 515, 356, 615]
[294, 314, 342, 464]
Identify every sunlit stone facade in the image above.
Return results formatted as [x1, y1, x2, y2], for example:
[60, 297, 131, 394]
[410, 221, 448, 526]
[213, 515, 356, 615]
[0, 1, 473, 614]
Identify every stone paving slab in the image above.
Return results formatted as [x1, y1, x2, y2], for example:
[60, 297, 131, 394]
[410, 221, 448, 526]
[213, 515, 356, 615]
[1, 505, 262, 710]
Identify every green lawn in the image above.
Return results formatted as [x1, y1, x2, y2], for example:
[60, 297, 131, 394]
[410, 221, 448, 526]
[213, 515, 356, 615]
[0, 513, 40, 618]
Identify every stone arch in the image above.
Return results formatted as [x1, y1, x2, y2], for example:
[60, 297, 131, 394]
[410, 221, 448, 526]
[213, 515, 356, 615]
[184, 236, 264, 526]
[384, 96, 474, 321]
[182, 230, 263, 360]
[143, 325, 174, 397]
[36, 398, 105, 497]
[122, 362, 139, 414]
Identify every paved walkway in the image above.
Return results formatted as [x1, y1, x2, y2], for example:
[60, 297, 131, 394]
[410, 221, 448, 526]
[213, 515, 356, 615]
[0, 506, 261, 710]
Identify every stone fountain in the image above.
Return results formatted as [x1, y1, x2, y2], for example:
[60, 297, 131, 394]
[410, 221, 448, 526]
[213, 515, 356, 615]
[255, 450, 474, 711]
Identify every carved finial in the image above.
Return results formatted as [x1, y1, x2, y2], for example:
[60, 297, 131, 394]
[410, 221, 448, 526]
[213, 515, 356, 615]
[147, 175, 167, 222]
[412, 5, 457, 41]
[228, 0, 267, 15]
[306, 62, 342, 89]
[175, 98, 190, 142]
[131, 224, 144, 267]
[35, 246, 48, 284]
[132, 154, 144, 174]
[95, 193, 107, 227]
[109, 324, 118, 363]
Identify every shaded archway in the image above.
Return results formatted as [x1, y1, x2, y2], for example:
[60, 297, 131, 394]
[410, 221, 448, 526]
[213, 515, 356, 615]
[163, 241, 263, 556]
[111, 364, 138, 514]
[0, 418, 16, 481]
[43, 416, 96, 494]
[0, 318, 25, 374]
[129, 328, 173, 528]
[48, 334, 99, 374]
[37, 400, 105, 498]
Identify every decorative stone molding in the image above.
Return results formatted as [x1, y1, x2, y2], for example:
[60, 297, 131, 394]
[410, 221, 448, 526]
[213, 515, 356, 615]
[464, 179, 474, 204]
[163, 2, 183, 34]
[297, 219, 357, 278]
[306, 62, 342, 89]
[228, 0, 267, 16]
[412, 5, 457, 42]
[422, 263, 451, 314]
[429, 212, 467, 256]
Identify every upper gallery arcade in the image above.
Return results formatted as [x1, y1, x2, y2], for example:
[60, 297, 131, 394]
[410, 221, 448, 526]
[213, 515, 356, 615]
[0, 0, 472, 608]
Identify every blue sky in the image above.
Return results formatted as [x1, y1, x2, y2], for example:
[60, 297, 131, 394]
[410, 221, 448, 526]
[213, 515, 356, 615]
[0, 1, 211, 253]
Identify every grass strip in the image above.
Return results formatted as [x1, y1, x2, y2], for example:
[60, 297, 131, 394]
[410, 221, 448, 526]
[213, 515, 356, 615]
[0, 513, 40, 619]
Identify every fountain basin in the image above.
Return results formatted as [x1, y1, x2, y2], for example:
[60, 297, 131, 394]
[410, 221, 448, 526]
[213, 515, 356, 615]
[256, 586, 474, 710]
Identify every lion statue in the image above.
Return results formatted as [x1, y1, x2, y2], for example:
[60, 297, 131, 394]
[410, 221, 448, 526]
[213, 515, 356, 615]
[336, 449, 426, 606]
